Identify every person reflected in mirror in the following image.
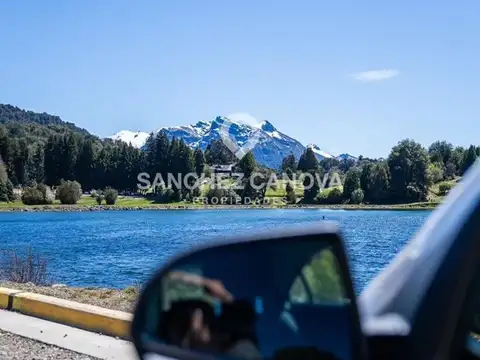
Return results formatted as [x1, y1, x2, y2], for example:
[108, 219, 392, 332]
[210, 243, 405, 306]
[167, 271, 262, 359]
[168, 271, 234, 303]
[158, 299, 216, 351]
[181, 307, 214, 350]
[214, 300, 262, 360]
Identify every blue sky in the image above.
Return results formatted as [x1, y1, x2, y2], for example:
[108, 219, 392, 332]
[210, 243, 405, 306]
[0, 1, 478, 158]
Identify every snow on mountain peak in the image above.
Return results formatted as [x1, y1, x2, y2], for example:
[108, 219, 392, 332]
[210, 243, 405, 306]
[307, 144, 334, 159]
[226, 113, 259, 127]
[111, 130, 150, 148]
[259, 120, 276, 133]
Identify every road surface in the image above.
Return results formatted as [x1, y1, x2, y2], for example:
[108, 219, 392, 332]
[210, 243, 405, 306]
[0, 328, 98, 359]
[0, 309, 136, 360]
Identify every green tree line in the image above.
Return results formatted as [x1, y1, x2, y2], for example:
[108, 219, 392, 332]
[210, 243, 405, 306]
[0, 104, 479, 205]
[280, 139, 479, 205]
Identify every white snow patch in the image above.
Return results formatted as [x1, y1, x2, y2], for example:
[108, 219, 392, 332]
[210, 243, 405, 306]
[227, 113, 261, 127]
[270, 131, 282, 139]
[110, 130, 150, 148]
[307, 144, 334, 159]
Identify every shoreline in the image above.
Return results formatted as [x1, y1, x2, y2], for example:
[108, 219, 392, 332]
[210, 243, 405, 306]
[0, 203, 437, 212]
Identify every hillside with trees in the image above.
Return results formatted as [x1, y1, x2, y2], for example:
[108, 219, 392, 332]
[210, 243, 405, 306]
[279, 139, 476, 206]
[0, 104, 88, 135]
[0, 104, 478, 207]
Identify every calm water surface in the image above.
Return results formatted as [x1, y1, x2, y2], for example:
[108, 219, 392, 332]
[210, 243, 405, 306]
[0, 209, 430, 292]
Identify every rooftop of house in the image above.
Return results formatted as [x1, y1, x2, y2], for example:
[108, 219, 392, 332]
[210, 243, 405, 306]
[211, 163, 236, 171]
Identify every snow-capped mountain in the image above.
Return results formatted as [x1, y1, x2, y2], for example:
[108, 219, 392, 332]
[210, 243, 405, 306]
[110, 116, 353, 169]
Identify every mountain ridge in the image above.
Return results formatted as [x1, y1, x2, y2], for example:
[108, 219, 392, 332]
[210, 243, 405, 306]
[111, 116, 357, 169]
[1, 103, 357, 167]
[0, 103, 89, 135]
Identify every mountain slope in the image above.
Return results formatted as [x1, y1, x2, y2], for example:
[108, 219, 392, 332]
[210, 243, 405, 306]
[0, 104, 88, 134]
[111, 116, 348, 169]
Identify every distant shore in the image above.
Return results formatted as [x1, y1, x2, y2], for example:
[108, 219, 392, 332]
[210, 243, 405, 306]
[0, 202, 438, 212]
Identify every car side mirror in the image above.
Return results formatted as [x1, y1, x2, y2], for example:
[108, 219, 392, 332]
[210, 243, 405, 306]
[131, 222, 367, 360]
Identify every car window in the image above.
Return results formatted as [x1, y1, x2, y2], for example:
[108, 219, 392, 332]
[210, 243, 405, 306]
[163, 267, 211, 309]
[288, 247, 346, 304]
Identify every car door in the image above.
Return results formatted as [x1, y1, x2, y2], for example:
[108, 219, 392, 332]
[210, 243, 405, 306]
[358, 159, 480, 360]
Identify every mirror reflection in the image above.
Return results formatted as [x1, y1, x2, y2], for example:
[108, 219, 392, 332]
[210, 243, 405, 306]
[467, 298, 480, 357]
[149, 239, 354, 360]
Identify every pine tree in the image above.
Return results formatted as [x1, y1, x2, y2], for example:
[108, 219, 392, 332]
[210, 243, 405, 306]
[360, 163, 373, 201]
[168, 137, 180, 177]
[177, 140, 195, 196]
[124, 144, 139, 191]
[461, 145, 478, 175]
[0, 125, 10, 171]
[61, 134, 80, 180]
[25, 143, 45, 185]
[343, 168, 361, 200]
[0, 156, 8, 202]
[297, 148, 319, 172]
[281, 154, 297, 174]
[76, 139, 96, 190]
[154, 131, 170, 179]
[204, 140, 236, 165]
[0, 155, 7, 184]
[44, 135, 57, 185]
[194, 149, 205, 175]
[237, 152, 256, 178]
[303, 170, 320, 204]
[5, 179, 14, 202]
[0, 180, 7, 202]
[144, 133, 157, 176]
[11, 138, 29, 186]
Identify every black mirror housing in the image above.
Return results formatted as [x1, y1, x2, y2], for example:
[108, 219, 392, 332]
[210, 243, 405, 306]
[132, 222, 367, 360]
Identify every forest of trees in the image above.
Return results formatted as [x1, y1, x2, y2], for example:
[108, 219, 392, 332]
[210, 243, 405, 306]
[0, 104, 479, 205]
[280, 139, 479, 205]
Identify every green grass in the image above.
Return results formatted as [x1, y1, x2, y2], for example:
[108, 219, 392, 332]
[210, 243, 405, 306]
[265, 179, 343, 197]
[265, 179, 304, 197]
[0, 176, 462, 211]
[0, 201, 28, 209]
[0, 195, 156, 209]
[428, 178, 459, 201]
[77, 196, 154, 206]
[0, 198, 439, 211]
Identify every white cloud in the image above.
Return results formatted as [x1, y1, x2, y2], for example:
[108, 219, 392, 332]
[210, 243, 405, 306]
[352, 69, 400, 82]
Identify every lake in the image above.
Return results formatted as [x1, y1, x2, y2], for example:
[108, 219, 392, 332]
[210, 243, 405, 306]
[0, 209, 430, 292]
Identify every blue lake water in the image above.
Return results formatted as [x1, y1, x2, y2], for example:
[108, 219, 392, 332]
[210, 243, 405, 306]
[0, 209, 430, 292]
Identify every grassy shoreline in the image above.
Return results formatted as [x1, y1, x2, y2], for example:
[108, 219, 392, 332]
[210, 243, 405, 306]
[0, 194, 439, 212]
[1, 178, 452, 212]
[0, 202, 437, 212]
